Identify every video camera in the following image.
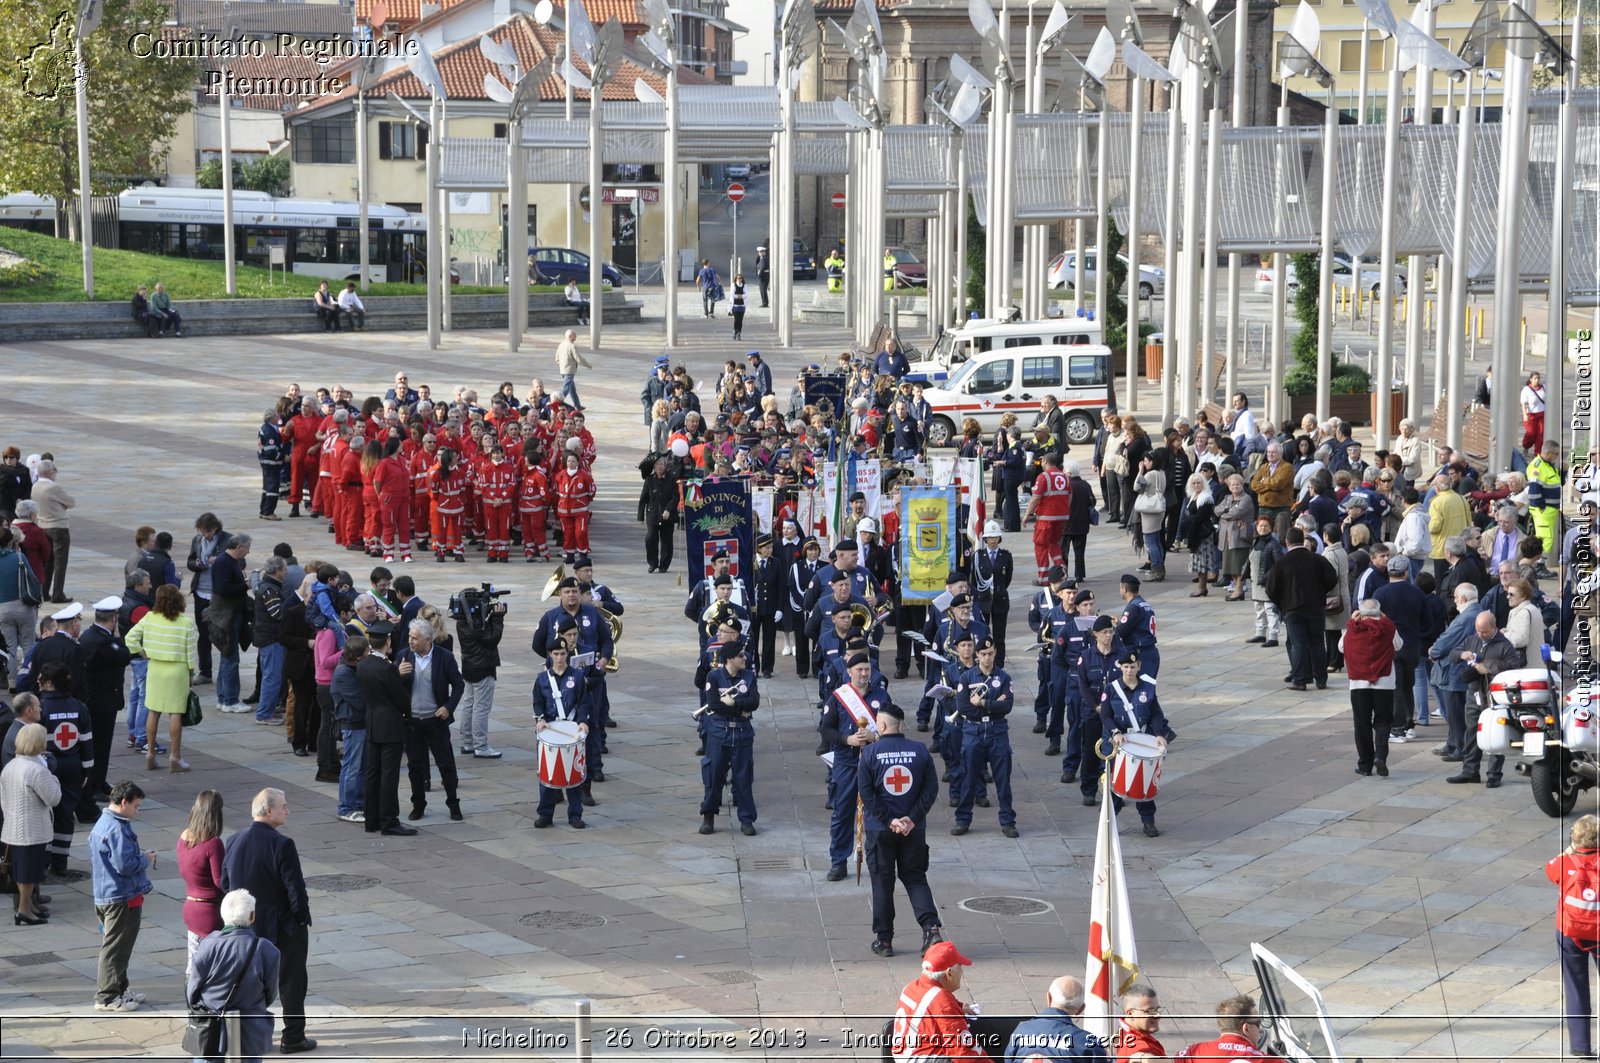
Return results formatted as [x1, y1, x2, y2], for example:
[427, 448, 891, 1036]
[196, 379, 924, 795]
[449, 583, 510, 629]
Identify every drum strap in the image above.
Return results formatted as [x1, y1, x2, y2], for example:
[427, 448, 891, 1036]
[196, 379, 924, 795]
[1110, 682, 1145, 734]
[547, 672, 570, 721]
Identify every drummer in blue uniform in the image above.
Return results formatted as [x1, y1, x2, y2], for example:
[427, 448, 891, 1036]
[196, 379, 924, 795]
[819, 653, 890, 882]
[531, 642, 590, 829]
[1097, 652, 1169, 837]
[857, 703, 945, 958]
[951, 637, 1017, 838]
[699, 642, 761, 836]
[1073, 616, 1123, 800]
[1114, 574, 1160, 678]
[1048, 586, 1098, 763]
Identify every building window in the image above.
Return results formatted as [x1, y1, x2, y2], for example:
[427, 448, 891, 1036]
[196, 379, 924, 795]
[494, 122, 508, 139]
[293, 116, 356, 164]
[379, 121, 422, 160]
[1338, 39, 1386, 72]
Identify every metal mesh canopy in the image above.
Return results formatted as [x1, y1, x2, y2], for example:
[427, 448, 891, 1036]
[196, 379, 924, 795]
[969, 113, 1100, 224]
[1107, 112, 1170, 241]
[886, 193, 942, 218]
[885, 126, 955, 194]
[1212, 126, 1323, 253]
[794, 132, 848, 175]
[1331, 125, 1384, 259]
[439, 138, 508, 190]
[1557, 90, 1600, 305]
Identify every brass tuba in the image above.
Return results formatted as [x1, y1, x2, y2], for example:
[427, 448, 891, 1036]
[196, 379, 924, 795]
[601, 607, 623, 673]
[848, 603, 875, 635]
[540, 564, 567, 601]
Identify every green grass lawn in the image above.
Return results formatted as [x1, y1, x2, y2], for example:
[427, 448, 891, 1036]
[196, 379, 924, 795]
[0, 228, 542, 302]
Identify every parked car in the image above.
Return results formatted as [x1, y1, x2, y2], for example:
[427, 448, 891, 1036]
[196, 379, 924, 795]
[793, 238, 817, 280]
[1047, 249, 1166, 299]
[725, 163, 752, 180]
[1253, 253, 1406, 297]
[529, 246, 622, 288]
[886, 246, 927, 288]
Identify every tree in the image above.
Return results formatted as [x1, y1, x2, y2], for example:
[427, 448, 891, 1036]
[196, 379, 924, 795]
[0, 0, 195, 226]
[964, 201, 985, 317]
[197, 154, 291, 197]
[1283, 252, 1370, 398]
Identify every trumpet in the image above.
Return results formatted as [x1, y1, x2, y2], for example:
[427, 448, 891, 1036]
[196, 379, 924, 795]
[601, 607, 622, 673]
[540, 564, 567, 601]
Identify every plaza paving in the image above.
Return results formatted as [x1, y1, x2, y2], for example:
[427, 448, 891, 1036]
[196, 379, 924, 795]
[0, 292, 1585, 1061]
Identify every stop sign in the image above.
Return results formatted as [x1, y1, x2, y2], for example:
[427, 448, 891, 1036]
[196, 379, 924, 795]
[727, 182, 746, 202]
[831, 191, 846, 209]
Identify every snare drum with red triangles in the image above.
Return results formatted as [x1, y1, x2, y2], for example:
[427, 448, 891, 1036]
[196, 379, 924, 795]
[1110, 734, 1164, 802]
[537, 720, 587, 790]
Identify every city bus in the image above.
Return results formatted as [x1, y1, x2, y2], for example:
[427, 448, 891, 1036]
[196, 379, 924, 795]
[0, 189, 431, 284]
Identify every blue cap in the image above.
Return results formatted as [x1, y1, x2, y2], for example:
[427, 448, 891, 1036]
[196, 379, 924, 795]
[746, 350, 762, 360]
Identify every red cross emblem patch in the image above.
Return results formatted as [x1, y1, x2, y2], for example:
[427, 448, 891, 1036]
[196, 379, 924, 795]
[52, 721, 80, 750]
[883, 765, 913, 796]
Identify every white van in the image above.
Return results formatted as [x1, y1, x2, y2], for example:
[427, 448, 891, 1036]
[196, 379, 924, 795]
[922, 344, 1116, 447]
[905, 316, 1105, 386]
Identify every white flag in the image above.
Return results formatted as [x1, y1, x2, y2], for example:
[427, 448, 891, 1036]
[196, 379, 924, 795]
[1082, 785, 1140, 1043]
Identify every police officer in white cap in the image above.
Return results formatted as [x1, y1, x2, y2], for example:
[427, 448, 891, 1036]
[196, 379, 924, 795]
[79, 596, 132, 815]
[26, 601, 87, 700]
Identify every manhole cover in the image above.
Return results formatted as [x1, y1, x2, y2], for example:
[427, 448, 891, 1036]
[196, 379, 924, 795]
[958, 896, 1053, 917]
[6, 952, 62, 967]
[519, 911, 606, 929]
[305, 873, 381, 893]
[704, 970, 759, 984]
[739, 856, 802, 872]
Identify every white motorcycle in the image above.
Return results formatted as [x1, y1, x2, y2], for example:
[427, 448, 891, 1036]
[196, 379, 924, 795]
[1477, 645, 1599, 817]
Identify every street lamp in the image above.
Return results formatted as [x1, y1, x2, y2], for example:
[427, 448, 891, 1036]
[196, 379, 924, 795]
[483, 34, 553, 354]
[968, 0, 1017, 321]
[635, 0, 681, 346]
[1280, 2, 1336, 421]
[406, 35, 448, 349]
[775, 0, 818, 348]
[558, 16, 625, 350]
[73, 0, 100, 297]
[927, 61, 984, 332]
[352, 55, 383, 294]
[1170, 0, 1225, 421]
[827, 0, 888, 348]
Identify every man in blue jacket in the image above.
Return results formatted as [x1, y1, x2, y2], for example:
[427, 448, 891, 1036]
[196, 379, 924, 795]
[1003, 975, 1108, 1061]
[188, 889, 283, 1062]
[89, 781, 152, 1013]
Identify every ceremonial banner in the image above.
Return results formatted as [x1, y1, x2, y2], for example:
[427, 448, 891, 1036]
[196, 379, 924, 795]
[929, 456, 983, 542]
[797, 488, 822, 540]
[751, 486, 774, 536]
[820, 458, 882, 546]
[683, 478, 754, 580]
[1082, 782, 1140, 1042]
[803, 371, 849, 420]
[900, 486, 957, 603]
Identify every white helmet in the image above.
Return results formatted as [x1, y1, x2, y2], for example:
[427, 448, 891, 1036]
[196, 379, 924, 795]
[982, 520, 1003, 539]
[857, 517, 878, 536]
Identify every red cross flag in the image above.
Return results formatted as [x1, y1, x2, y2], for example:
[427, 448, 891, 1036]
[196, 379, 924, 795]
[1082, 779, 1139, 1042]
[52, 721, 80, 750]
[883, 765, 913, 796]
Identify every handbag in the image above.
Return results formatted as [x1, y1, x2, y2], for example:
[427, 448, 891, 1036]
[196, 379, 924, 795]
[15, 556, 42, 608]
[1324, 592, 1344, 615]
[1107, 453, 1130, 477]
[183, 689, 204, 728]
[1088, 506, 1100, 527]
[182, 936, 260, 1060]
[1133, 491, 1165, 516]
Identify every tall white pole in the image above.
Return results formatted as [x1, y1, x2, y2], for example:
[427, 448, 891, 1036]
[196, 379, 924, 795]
[1547, 2, 1580, 445]
[775, 74, 794, 346]
[997, 6, 1015, 318]
[1444, 77, 1476, 452]
[1125, 77, 1143, 414]
[1094, 102, 1111, 344]
[1268, 103, 1290, 427]
[1161, 82, 1181, 426]
[1490, 23, 1532, 472]
[220, 59, 237, 296]
[1356, 21, 1371, 125]
[565, 39, 578, 252]
[1177, 59, 1204, 420]
[1433, 80, 1455, 406]
[955, 130, 969, 322]
[1073, 102, 1087, 309]
[507, 109, 527, 353]
[1200, 106, 1220, 415]
[440, 98, 451, 330]
[1317, 99, 1337, 422]
[1373, 43, 1404, 449]
[1404, 3, 1438, 423]
[663, 60, 678, 346]
[73, 35, 95, 297]
[426, 94, 442, 350]
[357, 89, 370, 292]
[589, 84, 604, 349]
[1226, 0, 1248, 409]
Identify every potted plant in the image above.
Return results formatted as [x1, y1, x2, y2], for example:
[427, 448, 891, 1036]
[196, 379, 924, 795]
[1282, 252, 1379, 425]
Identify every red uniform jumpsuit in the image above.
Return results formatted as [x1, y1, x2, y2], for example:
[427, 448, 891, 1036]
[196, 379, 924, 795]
[516, 460, 551, 561]
[891, 976, 986, 1060]
[373, 453, 414, 561]
[554, 463, 596, 554]
[430, 461, 469, 559]
[409, 444, 435, 548]
[337, 447, 366, 549]
[360, 458, 383, 554]
[1029, 467, 1073, 579]
[317, 429, 341, 526]
[477, 457, 517, 561]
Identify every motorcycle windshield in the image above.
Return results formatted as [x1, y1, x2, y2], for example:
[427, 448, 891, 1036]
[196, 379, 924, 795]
[1251, 943, 1344, 1063]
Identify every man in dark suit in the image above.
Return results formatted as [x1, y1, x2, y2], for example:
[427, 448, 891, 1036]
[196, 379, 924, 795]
[1447, 611, 1523, 789]
[397, 618, 466, 822]
[356, 622, 415, 836]
[77, 596, 131, 817]
[221, 787, 315, 1055]
[1064, 461, 1096, 583]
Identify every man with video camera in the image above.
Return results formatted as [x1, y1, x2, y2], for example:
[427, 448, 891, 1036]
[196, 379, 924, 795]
[452, 584, 508, 760]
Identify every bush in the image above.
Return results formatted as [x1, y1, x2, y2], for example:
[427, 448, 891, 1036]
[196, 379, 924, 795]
[0, 258, 54, 288]
[1284, 359, 1371, 397]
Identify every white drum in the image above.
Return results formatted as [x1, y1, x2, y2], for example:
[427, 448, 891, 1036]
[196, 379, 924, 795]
[537, 721, 587, 790]
[1110, 734, 1164, 802]
[1489, 667, 1554, 708]
[1476, 707, 1517, 756]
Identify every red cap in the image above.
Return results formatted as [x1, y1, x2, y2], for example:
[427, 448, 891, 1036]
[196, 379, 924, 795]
[923, 941, 973, 969]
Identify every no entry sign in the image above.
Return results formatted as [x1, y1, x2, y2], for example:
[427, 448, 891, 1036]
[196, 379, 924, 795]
[727, 183, 746, 202]
[831, 191, 846, 209]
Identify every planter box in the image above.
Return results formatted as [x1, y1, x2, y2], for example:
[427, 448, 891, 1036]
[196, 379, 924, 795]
[1288, 391, 1375, 427]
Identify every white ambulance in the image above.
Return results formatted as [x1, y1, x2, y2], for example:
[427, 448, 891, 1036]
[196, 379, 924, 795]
[904, 316, 1105, 387]
[921, 344, 1116, 447]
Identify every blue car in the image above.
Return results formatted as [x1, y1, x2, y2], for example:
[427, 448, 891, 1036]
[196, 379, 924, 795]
[530, 246, 623, 288]
[792, 238, 817, 280]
